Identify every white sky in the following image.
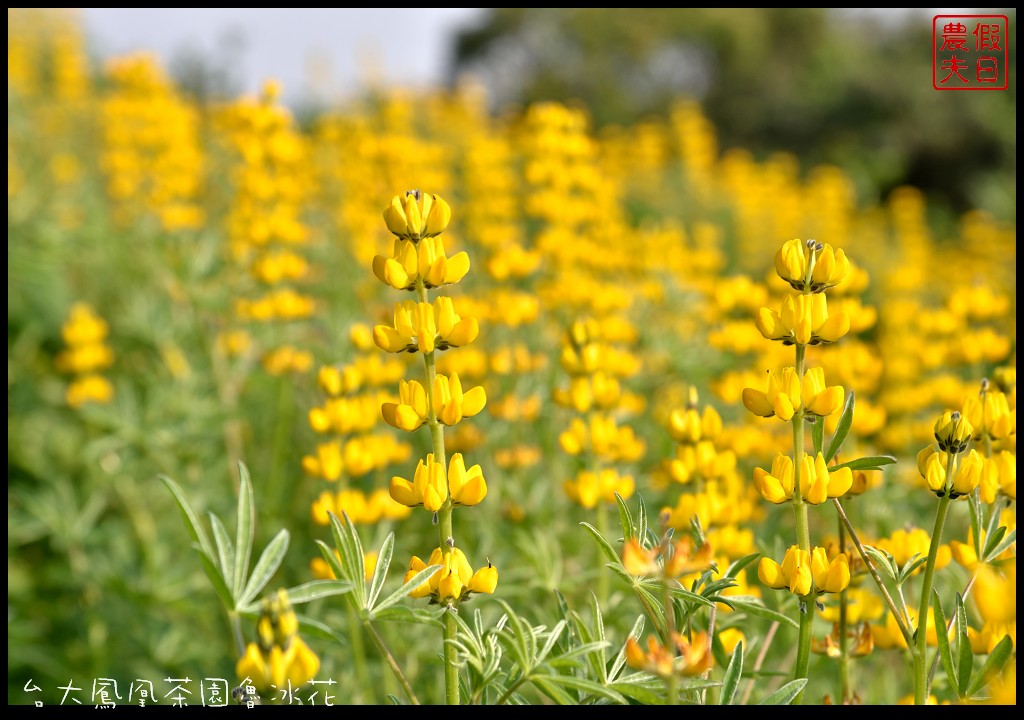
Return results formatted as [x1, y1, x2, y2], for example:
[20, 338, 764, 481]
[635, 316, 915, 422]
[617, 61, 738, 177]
[80, 8, 486, 104]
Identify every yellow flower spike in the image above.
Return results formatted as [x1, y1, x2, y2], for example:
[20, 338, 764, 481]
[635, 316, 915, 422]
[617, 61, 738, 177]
[802, 367, 845, 417]
[753, 453, 795, 504]
[448, 453, 487, 506]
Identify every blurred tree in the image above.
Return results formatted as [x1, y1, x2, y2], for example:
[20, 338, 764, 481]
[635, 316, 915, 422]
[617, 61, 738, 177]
[449, 8, 1015, 219]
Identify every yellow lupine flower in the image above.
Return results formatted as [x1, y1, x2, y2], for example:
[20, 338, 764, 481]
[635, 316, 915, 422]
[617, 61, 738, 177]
[373, 297, 479, 354]
[760, 545, 848, 596]
[381, 379, 430, 432]
[801, 367, 845, 417]
[755, 293, 850, 346]
[963, 388, 1015, 441]
[382, 190, 451, 241]
[403, 546, 497, 604]
[432, 372, 487, 426]
[752, 452, 852, 504]
[920, 447, 983, 499]
[372, 236, 470, 291]
[447, 453, 487, 506]
[774, 238, 850, 293]
[978, 450, 1016, 503]
[933, 410, 973, 453]
[389, 453, 448, 512]
[973, 562, 1016, 625]
[742, 367, 801, 421]
[810, 547, 851, 593]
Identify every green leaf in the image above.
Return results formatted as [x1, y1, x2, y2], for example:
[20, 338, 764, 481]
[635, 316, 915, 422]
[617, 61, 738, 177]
[609, 615, 646, 680]
[239, 528, 289, 607]
[862, 544, 899, 583]
[580, 522, 620, 565]
[328, 511, 366, 607]
[198, 551, 235, 609]
[367, 564, 442, 619]
[366, 532, 395, 610]
[985, 528, 1016, 561]
[898, 554, 928, 584]
[209, 512, 235, 601]
[234, 462, 254, 601]
[536, 620, 566, 664]
[933, 589, 957, 692]
[371, 606, 445, 627]
[614, 493, 636, 541]
[280, 579, 353, 605]
[758, 678, 807, 705]
[955, 593, 973, 697]
[159, 475, 215, 560]
[668, 584, 716, 609]
[829, 455, 898, 472]
[720, 640, 743, 705]
[726, 597, 799, 629]
[636, 493, 649, 545]
[531, 676, 579, 705]
[825, 390, 855, 462]
[543, 674, 627, 705]
[965, 634, 1014, 698]
[968, 493, 983, 556]
[588, 591, 608, 683]
[811, 414, 824, 456]
[294, 613, 348, 646]
[981, 526, 1009, 560]
[610, 677, 664, 705]
[315, 539, 345, 583]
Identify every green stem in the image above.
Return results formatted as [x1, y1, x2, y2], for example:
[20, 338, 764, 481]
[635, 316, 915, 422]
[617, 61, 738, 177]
[913, 466, 954, 705]
[832, 498, 913, 643]
[347, 603, 372, 703]
[364, 618, 421, 705]
[837, 512, 850, 704]
[229, 611, 246, 658]
[791, 343, 812, 703]
[596, 502, 610, 611]
[662, 557, 678, 705]
[417, 280, 460, 705]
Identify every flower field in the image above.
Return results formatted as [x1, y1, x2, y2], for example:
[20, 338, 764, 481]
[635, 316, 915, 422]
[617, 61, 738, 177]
[7, 9, 1016, 706]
